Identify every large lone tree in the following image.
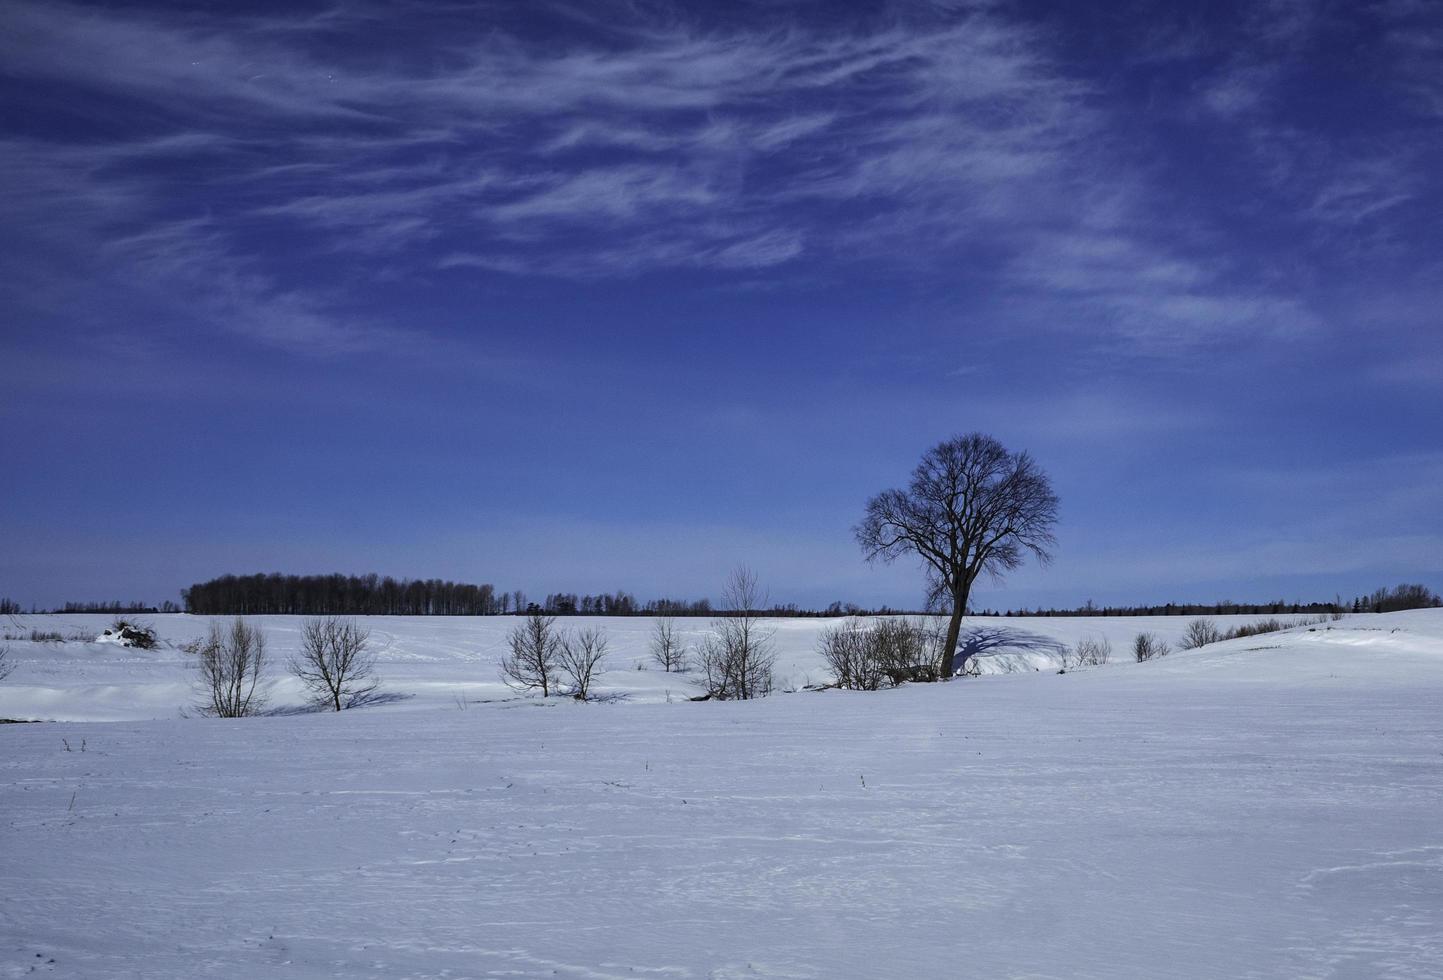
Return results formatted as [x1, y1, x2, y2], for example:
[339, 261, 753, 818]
[855, 433, 1059, 678]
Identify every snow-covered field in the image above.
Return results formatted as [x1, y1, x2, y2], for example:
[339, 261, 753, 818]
[3, 610, 1442, 977]
[0, 611, 1355, 722]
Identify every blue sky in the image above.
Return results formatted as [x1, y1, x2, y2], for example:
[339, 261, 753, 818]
[1, 0, 1440, 611]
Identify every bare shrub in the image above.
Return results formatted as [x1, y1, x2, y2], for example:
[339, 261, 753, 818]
[873, 617, 942, 684]
[1223, 615, 1329, 641]
[649, 616, 688, 673]
[1070, 635, 1111, 668]
[190, 617, 268, 718]
[697, 567, 776, 700]
[290, 617, 379, 711]
[0, 645, 14, 683]
[818, 617, 941, 690]
[1228, 618, 1279, 640]
[1181, 618, 1224, 650]
[558, 626, 608, 699]
[1133, 632, 1170, 662]
[818, 618, 883, 691]
[500, 610, 562, 696]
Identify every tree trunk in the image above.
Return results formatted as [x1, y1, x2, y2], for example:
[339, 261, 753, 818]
[935, 585, 969, 678]
[940, 597, 965, 679]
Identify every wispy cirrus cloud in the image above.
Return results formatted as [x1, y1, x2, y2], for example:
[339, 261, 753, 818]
[0, 1, 1111, 349]
[100, 219, 418, 355]
[1138, 0, 1443, 294]
[5, 0, 1431, 357]
[1379, 0, 1443, 116]
[1306, 156, 1418, 229]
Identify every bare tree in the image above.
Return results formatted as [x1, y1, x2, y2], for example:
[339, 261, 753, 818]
[1133, 632, 1170, 663]
[697, 566, 776, 700]
[0, 645, 14, 683]
[290, 617, 379, 710]
[1180, 618, 1223, 650]
[500, 610, 561, 696]
[191, 617, 268, 717]
[1069, 635, 1111, 668]
[649, 616, 688, 672]
[558, 626, 608, 699]
[856, 433, 1059, 679]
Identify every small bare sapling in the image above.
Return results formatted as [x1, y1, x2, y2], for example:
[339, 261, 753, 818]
[191, 617, 269, 717]
[290, 617, 379, 710]
[558, 626, 609, 699]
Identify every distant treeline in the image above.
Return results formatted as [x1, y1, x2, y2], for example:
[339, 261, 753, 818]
[14, 579, 1439, 620]
[180, 574, 729, 617]
[1002, 583, 1441, 618]
[1004, 600, 1343, 618]
[2, 599, 178, 615]
[183, 574, 504, 616]
[542, 595, 913, 617]
[177, 573, 913, 617]
[1348, 584, 1443, 613]
[54, 600, 180, 614]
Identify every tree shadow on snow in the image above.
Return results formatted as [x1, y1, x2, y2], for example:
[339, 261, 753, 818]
[956, 625, 1069, 669]
[263, 691, 413, 716]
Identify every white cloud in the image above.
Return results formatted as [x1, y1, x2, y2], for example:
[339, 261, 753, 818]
[101, 219, 420, 356]
[1199, 64, 1278, 118]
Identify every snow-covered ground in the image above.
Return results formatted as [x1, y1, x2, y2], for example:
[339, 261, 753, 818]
[3, 610, 1442, 977]
[0, 610, 1354, 722]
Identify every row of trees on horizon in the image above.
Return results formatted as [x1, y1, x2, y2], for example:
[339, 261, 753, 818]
[1003, 584, 1442, 618]
[5, 580, 1438, 620]
[173, 573, 907, 618]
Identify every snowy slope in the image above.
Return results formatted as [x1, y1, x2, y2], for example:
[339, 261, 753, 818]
[3, 612, 1442, 978]
[0, 611, 1374, 722]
